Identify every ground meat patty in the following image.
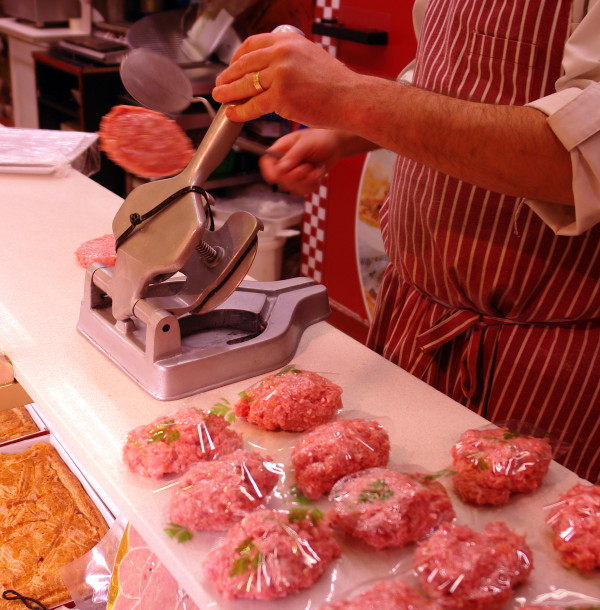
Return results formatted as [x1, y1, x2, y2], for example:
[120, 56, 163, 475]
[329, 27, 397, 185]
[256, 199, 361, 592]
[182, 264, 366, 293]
[451, 427, 552, 506]
[99, 105, 194, 178]
[328, 467, 455, 550]
[167, 449, 281, 531]
[75, 233, 116, 268]
[203, 508, 341, 601]
[234, 366, 343, 432]
[123, 407, 243, 477]
[291, 418, 390, 500]
[546, 483, 600, 572]
[321, 578, 436, 610]
[413, 521, 533, 610]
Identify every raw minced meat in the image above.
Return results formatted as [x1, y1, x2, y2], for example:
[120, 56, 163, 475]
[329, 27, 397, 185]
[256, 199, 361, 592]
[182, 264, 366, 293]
[234, 366, 343, 432]
[291, 418, 391, 500]
[99, 105, 194, 178]
[451, 427, 552, 505]
[203, 508, 341, 601]
[328, 467, 455, 550]
[167, 449, 281, 531]
[546, 483, 600, 572]
[412, 521, 533, 610]
[75, 233, 116, 268]
[321, 577, 437, 609]
[123, 407, 243, 478]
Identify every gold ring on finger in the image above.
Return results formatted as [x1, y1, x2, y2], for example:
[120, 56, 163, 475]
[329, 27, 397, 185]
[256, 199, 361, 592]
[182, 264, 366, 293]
[252, 71, 265, 93]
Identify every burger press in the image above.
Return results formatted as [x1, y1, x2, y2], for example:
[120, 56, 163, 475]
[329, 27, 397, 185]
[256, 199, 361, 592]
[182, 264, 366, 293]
[77, 27, 330, 399]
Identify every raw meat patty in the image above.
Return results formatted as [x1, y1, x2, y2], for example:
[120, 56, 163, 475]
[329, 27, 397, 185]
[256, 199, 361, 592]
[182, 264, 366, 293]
[413, 521, 533, 610]
[123, 407, 243, 478]
[451, 427, 552, 505]
[75, 233, 116, 268]
[328, 467, 455, 550]
[291, 418, 390, 500]
[234, 366, 343, 431]
[111, 525, 200, 610]
[546, 483, 600, 572]
[203, 508, 341, 601]
[168, 449, 280, 531]
[99, 105, 194, 178]
[321, 578, 437, 610]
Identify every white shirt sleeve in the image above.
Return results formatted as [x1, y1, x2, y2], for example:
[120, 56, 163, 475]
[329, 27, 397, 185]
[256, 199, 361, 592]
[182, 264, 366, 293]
[525, 0, 600, 235]
[397, 0, 428, 84]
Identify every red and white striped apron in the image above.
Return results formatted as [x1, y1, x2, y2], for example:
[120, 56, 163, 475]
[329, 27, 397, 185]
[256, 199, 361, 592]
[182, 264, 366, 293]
[367, 0, 600, 483]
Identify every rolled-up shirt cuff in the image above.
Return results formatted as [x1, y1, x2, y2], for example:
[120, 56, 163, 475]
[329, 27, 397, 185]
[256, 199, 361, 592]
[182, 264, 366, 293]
[525, 83, 600, 235]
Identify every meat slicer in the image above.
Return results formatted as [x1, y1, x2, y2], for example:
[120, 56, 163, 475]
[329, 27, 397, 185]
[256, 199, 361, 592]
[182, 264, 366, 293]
[77, 101, 330, 400]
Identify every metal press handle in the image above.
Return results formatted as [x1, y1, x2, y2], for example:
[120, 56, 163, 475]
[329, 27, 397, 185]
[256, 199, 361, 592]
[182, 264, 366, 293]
[185, 24, 304, 186]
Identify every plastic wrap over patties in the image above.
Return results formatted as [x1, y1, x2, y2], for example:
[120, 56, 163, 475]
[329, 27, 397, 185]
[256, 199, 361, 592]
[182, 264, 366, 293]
[321, 577, 438, 609]
[123, 407, 243, 478]
[291, 418, 391, 500]
[203, 508, 341, 601]
[545, 483, 600, 572]
[451, 427, 552, 505]
[167, 449, 281, 531]
[328, 467, 455, 550]
[412, 521, 533, 610]
[234, 365, 343, 431]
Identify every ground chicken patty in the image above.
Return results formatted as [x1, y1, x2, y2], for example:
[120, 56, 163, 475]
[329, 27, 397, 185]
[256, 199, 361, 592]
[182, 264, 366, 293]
[413, 521, 533, 610]
[234, 366, 343, 431]
[546, 483, 600, 573]
[321, 577, 436, 609]
[328, 468, 455, 550]
[168, 450, 281, 531]
[123, 407, 243, 477]
[451, 427, 552, 506]
[291, 418, 391, 500]
[203, 508, 341, 601]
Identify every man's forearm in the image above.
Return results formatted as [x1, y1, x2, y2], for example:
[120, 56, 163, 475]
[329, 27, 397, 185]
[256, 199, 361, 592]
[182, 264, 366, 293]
[339, 76, 574, 206]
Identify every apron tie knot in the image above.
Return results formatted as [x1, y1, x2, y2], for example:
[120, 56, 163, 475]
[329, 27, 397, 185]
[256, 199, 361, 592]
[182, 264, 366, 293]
[417, 308, 499, 400]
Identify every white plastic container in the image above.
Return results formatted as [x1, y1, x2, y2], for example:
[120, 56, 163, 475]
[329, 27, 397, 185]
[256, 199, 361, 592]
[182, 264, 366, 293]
[212, 192, 304, 281]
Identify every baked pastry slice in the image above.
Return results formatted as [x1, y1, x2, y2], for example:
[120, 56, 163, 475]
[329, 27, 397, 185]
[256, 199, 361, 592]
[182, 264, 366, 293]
[0, 442, 108, 609]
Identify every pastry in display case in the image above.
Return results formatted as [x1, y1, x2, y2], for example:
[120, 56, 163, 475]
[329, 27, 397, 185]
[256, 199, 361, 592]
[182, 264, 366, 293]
[0, 405, 42, 444]
[0, 439, 110, 609]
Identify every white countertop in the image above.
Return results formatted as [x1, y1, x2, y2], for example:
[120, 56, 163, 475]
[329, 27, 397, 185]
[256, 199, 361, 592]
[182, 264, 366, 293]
[0, 167, 597, 608]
